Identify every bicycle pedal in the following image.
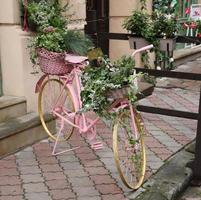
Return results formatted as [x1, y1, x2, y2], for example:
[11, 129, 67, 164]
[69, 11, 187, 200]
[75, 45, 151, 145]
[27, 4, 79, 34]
[91, 142, 103, 150]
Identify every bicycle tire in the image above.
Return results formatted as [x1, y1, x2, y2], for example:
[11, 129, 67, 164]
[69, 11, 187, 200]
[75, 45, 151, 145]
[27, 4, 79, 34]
[38, 78, 75, 141]
[113, 105, 146, 190]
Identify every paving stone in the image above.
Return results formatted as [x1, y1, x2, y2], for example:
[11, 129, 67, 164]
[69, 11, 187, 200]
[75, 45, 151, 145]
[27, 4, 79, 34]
[0, 160, 17, 169]
[43, 172, 67, 181]
[15, 151, 35, 159]
[69, 176, 94, 187]
[0, 176, 21, 186]
[40, 164, 62, 172]
[95, 184, 122, 195]
[1, 196, 24, 200]
[90, 175, 116, 185]
[46, 179, 70, 189]
[16, 159, 38, 166]
[21, 174, 44, 183]
[37, 157, 58, 165]
[0, 168, 19, 176]
[64, 169, 89, 177]
[78, 153, 98, 161]
[23, 182, 48, 193]
[60, 162, 83, 170]
[77, 196, 101, 200]
[56, 155, 79, 163]
[50, 189, 76, 199]
[0, 185, 23, 195]
[25, 192, 52, 200]
[82, 160, 104, 167]
[74, 186, 100, 197]
[85, 167, 109, 175]
[18, 166, 41, 175]
[102, 193, 126, 200]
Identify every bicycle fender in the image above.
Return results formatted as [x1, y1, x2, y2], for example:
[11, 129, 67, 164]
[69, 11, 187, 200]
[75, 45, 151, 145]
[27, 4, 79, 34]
[35, 74, 48, 93]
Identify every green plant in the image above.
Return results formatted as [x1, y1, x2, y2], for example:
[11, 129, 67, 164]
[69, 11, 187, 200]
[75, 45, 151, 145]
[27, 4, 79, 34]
[81, 55, 141, 118]
[153, 0, 178, 15]
[123, 0, 178, 70]
[29, 28, 93, 64]
[28, 0, 68, 31]
[123, 11, 156, 44]
[152, 10, 178, 38]
[20, 0, 68, 32]
[64, 30, 94, 56]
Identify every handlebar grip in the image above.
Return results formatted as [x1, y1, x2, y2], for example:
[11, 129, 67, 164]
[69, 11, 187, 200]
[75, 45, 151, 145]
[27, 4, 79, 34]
[132, 44, 154, 57]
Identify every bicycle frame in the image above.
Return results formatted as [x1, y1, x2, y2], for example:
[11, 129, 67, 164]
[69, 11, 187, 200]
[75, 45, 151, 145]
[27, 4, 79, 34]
[37, 44, 154, 154]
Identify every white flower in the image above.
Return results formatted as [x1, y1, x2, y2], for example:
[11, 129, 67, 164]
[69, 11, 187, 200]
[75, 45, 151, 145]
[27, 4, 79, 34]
[157, 66, 161, 70]
[169, 58, 174, 63]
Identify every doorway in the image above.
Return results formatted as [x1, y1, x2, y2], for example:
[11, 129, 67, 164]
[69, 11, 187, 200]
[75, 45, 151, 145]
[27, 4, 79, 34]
[85, 0, 109, 55]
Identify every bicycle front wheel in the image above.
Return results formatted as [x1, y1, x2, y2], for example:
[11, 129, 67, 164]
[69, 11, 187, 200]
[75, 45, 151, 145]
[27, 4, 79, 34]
[38, 78, 75, 141]
[113, 106, 146, 190]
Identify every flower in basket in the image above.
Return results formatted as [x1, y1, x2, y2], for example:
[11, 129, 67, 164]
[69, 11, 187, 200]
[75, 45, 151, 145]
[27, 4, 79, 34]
[28, 28, 93, 74]
[26, 0, 93, 74]
[81, 54, 142, 118]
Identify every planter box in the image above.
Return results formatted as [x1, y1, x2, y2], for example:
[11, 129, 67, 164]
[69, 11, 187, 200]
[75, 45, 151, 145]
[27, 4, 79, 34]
[128, 37, 149, 50]
[129, 37, 176, 52]
[159, 38, 176, 52]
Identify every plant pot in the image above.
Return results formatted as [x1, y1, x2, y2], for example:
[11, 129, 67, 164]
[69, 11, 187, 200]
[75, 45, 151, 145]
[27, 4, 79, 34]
[159, 38, 176, 52]
[107, 85, 130, 99]
[128, 37, 150, 50]
[37, 48, 73, 75]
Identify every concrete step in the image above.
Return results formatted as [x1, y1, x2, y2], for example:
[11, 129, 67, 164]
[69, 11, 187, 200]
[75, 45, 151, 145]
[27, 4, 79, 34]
[0, 112, 55, 158]
[0, 96, 27, 123]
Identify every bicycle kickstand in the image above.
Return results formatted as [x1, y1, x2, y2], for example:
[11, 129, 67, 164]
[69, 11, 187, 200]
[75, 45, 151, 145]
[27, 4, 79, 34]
[52, 119, 80, 156]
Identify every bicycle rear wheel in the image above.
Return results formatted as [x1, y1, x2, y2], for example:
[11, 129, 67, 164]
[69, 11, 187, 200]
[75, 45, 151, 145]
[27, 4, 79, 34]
[38, 78, 75, 141]
[113, 105, 146, 190]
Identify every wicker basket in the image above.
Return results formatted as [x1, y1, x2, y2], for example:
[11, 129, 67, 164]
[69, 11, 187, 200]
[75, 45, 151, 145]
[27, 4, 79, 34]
[37, 48, 73, 75]
[107, 86, 130, 99]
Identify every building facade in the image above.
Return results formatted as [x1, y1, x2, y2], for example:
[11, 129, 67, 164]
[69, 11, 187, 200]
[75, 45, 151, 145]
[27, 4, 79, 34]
[0, 0, 201, 112]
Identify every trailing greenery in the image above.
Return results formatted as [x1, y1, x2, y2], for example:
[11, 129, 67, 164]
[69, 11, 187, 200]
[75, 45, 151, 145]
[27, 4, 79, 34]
[81, 55, 141, 118]
[21, 0, 68, 31]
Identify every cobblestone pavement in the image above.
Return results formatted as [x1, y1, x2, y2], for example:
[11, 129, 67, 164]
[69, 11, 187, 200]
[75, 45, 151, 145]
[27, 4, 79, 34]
[0, 60, 200, 200]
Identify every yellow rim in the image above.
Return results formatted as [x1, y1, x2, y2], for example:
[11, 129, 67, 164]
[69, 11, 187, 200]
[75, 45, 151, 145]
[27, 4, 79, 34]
[38, 78, 75, 141]
[113, 108, 146, 190]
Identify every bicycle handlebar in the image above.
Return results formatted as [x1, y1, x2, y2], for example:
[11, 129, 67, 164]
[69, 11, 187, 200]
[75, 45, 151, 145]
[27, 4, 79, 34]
[131, 44, 154, 57]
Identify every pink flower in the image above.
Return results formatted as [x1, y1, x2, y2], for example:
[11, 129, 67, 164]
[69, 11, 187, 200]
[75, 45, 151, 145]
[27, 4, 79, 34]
[189, 22, 197, 29]
[185, 8, 191, 15]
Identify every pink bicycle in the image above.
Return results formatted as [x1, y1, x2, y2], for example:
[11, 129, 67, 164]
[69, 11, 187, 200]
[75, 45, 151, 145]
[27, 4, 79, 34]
[36, 45, 154, 190]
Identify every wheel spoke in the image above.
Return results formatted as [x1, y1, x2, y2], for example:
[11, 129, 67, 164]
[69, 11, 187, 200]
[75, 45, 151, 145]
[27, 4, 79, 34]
[38, 78, 75, 141]
[113, 106, 146, 190]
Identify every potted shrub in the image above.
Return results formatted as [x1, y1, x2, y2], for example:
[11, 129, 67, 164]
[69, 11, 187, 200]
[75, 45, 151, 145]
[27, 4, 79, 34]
[152, 11, 178, 51]
[123, 10, 155, 50]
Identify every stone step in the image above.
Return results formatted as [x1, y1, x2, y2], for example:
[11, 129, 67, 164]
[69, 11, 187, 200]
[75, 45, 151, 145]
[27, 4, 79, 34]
[0, 112, 55, 158]
[0, 96, 27, 123]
